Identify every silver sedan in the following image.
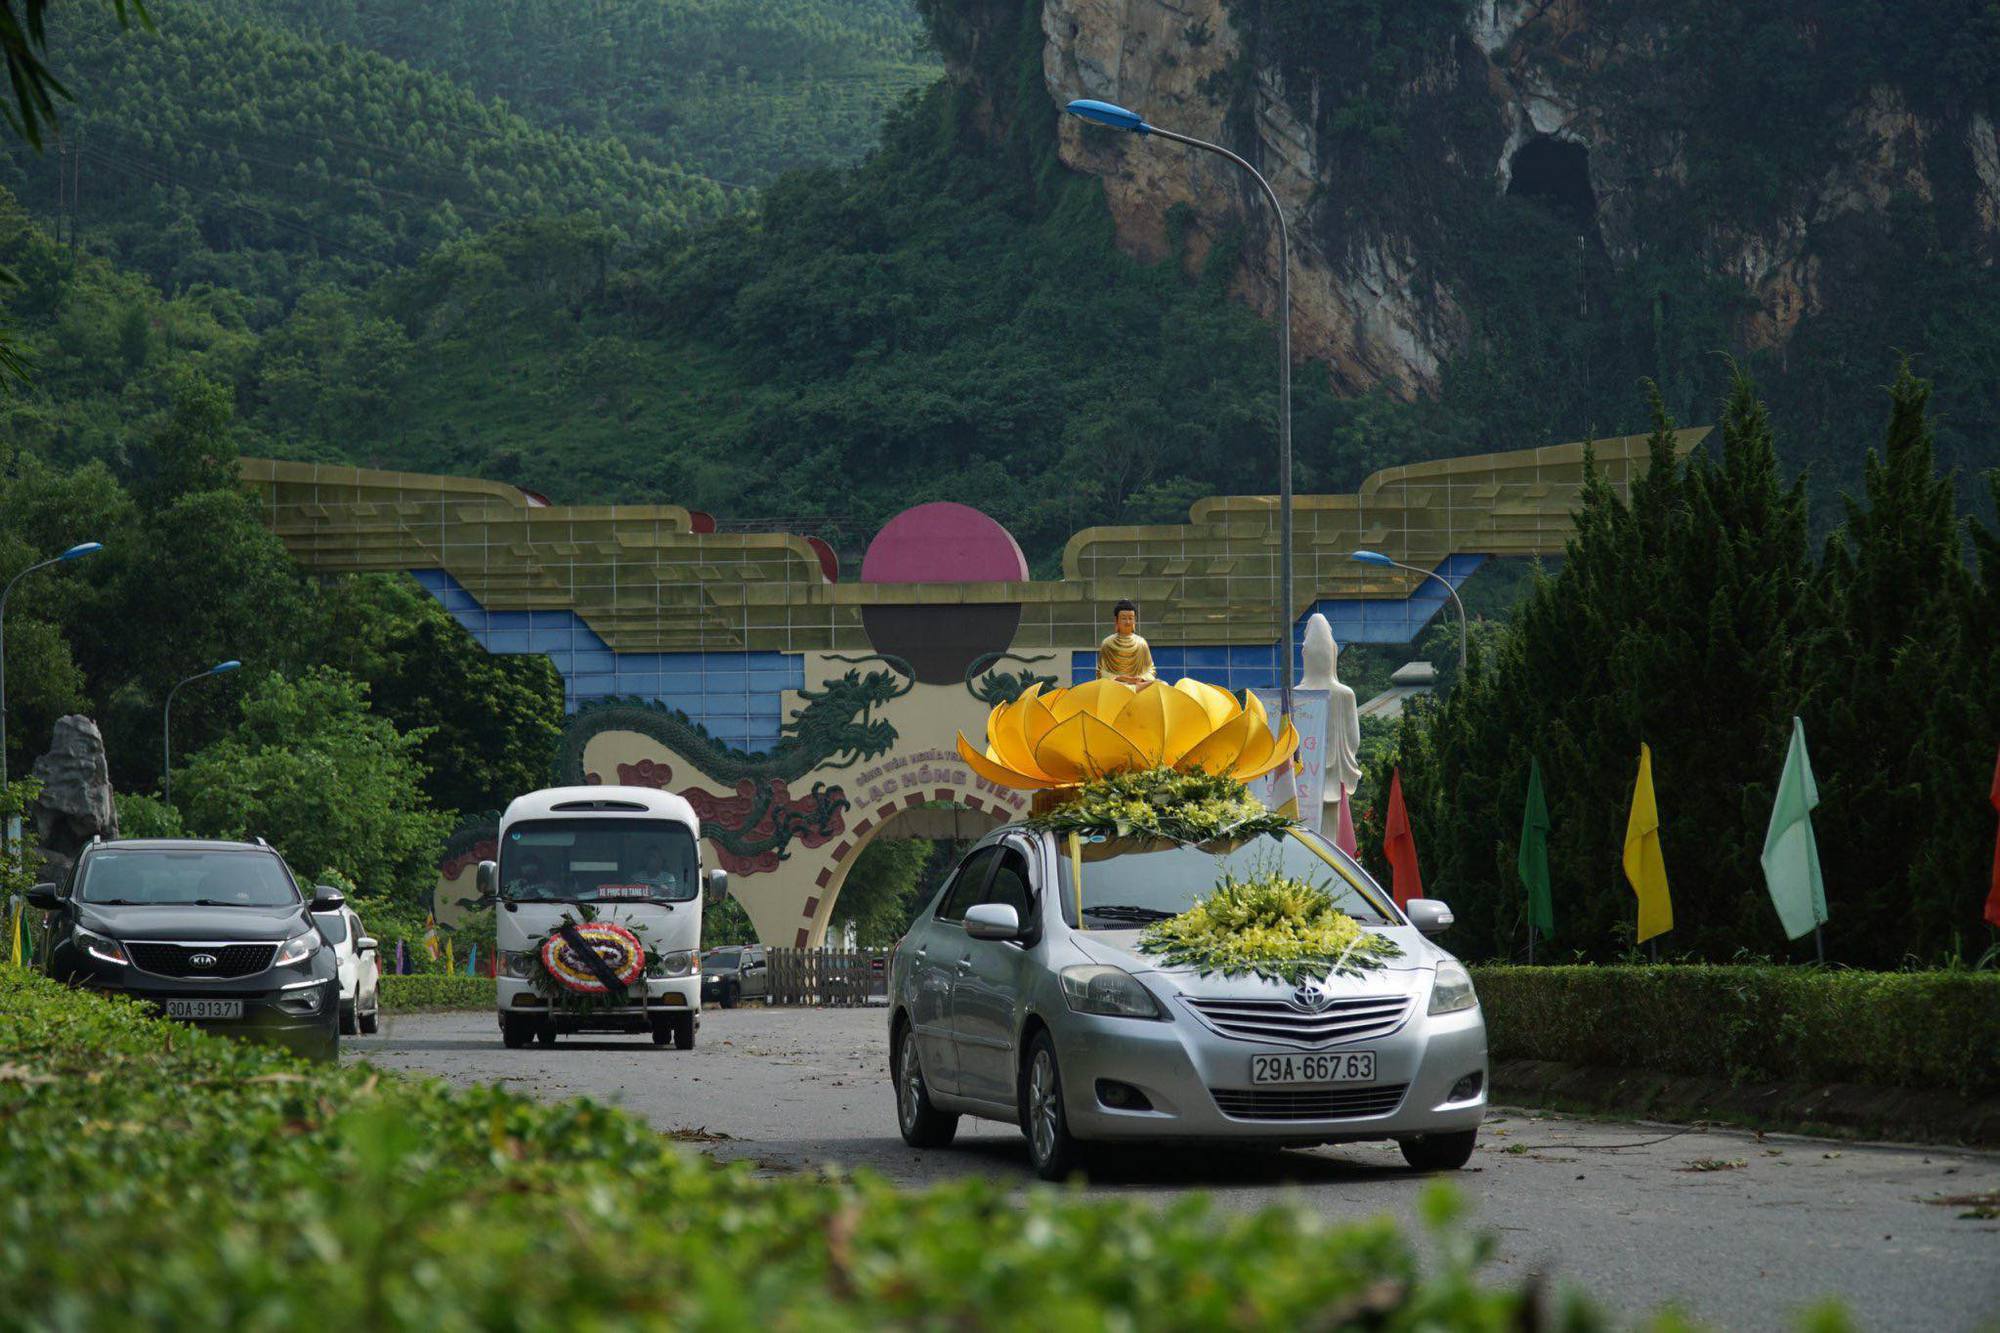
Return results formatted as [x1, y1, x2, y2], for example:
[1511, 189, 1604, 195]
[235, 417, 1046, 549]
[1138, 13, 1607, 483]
[887, 824, 1486, 1180]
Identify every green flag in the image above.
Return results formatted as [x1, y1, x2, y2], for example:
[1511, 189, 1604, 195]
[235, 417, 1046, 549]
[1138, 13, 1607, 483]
[1518, 756, 1554, 940]
[1761, 717, 1827, 941]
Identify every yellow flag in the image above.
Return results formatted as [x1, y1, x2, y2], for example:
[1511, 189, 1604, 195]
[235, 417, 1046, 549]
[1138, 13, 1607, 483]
[445, 939, 455, 974]
[8, 903, 21, 967]
[1623, 743, 1673, 943]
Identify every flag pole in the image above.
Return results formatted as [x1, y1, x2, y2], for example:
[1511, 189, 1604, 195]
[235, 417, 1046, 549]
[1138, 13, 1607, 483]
[1527, 922, 1535, 965]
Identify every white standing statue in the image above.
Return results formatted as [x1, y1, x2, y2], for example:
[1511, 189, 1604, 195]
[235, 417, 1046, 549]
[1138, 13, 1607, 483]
[1299, 614, 1363, 833]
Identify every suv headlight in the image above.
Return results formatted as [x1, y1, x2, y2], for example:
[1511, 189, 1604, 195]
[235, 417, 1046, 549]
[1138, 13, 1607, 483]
[272, 931, 321, 967]
[502, 950, 536, 979]
[1059, 965, 1163, 1020]
[649, 949, 694, 978]
[73, 925, 128, 966]
[1428, 961, 1478, 1015]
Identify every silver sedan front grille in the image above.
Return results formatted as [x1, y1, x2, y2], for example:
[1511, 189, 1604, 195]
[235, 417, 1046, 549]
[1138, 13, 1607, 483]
[1182, 994, 1413, 1049]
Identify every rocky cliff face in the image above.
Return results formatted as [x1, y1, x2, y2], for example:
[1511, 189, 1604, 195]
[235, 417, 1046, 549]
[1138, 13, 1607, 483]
[1013, 0, 2000, 401]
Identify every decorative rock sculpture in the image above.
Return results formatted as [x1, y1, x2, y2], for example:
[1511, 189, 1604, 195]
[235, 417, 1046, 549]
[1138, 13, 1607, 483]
[1299, 614, 1362, 828]
[31, 715, 118, 871]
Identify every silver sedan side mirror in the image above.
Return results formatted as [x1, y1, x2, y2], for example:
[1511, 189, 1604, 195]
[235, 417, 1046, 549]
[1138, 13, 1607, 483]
[1404, 898, 1455, 936]
[963, 902, 1021, 941]
[707, 867, 728, 900]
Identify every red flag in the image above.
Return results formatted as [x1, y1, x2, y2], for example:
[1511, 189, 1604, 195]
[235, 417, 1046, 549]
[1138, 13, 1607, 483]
[1985, 746, 2000, 930]
[1383, 767, 1424, 908]
[1334, 788, 1358, 857]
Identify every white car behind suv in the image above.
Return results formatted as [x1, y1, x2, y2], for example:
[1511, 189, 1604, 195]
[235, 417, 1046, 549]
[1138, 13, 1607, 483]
[312, 894, 381, 1035]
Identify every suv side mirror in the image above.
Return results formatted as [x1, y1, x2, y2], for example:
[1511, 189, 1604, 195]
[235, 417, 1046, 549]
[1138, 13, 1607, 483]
[964, 902, 1021, 941]
[25, 882, 59, 911]
[476, 860, 498, 899]
[311, 885, 347, 913]
[1404, 898, 1455, 936]
[356, 936, 378, 952]
[707, 867, 727, 900]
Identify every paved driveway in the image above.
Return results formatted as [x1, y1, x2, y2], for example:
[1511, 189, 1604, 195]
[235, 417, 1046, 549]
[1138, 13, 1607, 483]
[349, 1006, 2000, 1330]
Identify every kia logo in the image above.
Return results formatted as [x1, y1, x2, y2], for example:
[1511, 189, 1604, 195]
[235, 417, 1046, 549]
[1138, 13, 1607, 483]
[189, 953, 218, 969]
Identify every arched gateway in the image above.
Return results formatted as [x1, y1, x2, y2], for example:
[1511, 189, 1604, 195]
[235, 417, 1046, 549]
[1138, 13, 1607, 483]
[246, 428, 1703, 944]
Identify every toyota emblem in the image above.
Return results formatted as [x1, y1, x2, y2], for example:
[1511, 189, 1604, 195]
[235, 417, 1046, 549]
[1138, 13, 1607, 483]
[1290, 980, 1337, 1013]
[189, 953, 218, 969]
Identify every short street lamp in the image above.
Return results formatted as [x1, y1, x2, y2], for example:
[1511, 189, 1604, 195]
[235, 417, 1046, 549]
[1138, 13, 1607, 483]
[1066, 97, 1299, 718]
[1352, 550, 1468, 678]
[0, 541, 104, 789]
[162, 660, 242, 809]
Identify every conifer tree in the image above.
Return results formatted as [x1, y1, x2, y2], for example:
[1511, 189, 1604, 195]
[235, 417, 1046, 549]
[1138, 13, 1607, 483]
[1806, 361, 1972, 964]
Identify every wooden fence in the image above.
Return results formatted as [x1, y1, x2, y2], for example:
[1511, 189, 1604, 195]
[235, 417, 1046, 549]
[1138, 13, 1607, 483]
[765, 948, 890, 1007]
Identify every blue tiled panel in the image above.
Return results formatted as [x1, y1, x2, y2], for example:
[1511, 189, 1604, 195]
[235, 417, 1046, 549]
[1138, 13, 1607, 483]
[1069, 556, 1486, 691]
[409, 569, 805, 754]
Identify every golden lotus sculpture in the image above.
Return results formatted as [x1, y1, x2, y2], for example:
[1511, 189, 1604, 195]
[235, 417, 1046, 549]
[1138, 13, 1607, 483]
[955, 677, 1300, 791]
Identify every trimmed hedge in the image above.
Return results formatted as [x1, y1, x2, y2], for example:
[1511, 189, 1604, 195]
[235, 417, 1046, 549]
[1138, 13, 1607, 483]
[1472, 965, 2000, 1097]
[0, 969, 1586, 1329]
[378, 974, 495, 1011]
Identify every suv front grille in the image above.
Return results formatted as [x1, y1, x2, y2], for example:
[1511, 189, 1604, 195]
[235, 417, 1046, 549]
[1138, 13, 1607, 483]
[1184, 995, 1412, 1048]
[127, 942, 277, 978]
[1210, 1083, 1409, 1121]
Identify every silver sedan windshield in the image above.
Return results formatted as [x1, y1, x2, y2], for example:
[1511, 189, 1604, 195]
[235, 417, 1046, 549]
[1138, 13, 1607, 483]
[1055, 830, 1395, 928]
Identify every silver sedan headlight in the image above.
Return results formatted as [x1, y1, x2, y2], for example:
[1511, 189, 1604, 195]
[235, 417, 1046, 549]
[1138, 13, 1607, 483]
[1428, 960, 1478, 1014]
[649, 949, 694, 978]
[1059, 965, 1163, 1020]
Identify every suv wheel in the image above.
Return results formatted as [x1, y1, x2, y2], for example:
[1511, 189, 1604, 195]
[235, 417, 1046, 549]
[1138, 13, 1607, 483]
[338, 1000, 357, 1036]
[501, 1014, 535, 1048]
[1399, 1129, 1478, 1172]
[670, 1012, 696, 1049]
[721, 981, 739, 1009]
[893, 1024, 958, 1148]
[358, 998, 379, 1035]
[1021, 1031, 1084, 1181]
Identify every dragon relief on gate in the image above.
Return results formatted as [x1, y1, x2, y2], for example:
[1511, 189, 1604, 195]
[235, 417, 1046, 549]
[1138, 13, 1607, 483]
[559, 657, 913, 875]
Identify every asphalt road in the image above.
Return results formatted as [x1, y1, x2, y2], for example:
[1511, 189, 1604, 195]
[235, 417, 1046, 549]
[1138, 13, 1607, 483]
[349, 1006, 2000, 1331]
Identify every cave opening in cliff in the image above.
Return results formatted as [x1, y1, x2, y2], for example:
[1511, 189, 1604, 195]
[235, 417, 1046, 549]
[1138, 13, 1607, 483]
[1508, 135, 1598, 237]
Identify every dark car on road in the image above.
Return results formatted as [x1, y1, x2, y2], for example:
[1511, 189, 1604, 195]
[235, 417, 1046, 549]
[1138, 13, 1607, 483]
[29, 838, 344, 1061]
[700, 945, 768, 1008]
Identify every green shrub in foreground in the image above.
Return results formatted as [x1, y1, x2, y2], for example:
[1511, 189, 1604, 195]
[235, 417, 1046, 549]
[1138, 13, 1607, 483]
[1471, 965, 2000, 1096]
[378, 974, 494, 1011]
[0, 969, 1588, 1331]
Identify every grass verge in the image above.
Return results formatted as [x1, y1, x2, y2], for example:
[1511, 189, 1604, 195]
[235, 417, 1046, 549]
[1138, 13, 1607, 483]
[0, 967, 1592, 1330]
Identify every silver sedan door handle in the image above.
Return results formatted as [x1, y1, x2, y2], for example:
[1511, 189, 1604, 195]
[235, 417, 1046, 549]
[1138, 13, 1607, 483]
[956, 954, 973, 971]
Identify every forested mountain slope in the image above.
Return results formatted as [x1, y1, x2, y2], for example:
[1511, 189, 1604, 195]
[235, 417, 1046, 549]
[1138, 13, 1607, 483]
[2, 2, 742, 306]
[206, 0, 938, 185]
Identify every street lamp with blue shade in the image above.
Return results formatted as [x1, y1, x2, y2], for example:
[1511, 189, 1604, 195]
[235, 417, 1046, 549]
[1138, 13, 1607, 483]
[1350, 549, 1395, 567]
[1349, 551, 1467, 675]
[163, 660, 245, 807]
[1065, 99, 1148, 133]
[59, 542, 103, 561]
[1, 537, 108, 793]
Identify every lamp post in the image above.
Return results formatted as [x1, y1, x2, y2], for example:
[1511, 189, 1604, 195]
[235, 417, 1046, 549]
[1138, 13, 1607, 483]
[0, 541, 103, 791]
[1065, 98, 1297, 718]
[162, 660, 241, 809]
[1351, 550, 1469, 678]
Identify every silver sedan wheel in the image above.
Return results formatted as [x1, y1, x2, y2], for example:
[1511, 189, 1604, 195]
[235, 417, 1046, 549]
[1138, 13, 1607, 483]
[898, 1029, 924, 1130]
[1028, 1048, 1060, 1164]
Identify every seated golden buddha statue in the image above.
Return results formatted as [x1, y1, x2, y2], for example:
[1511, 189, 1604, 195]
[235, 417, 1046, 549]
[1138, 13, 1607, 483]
[1097, 600, 1156, 685]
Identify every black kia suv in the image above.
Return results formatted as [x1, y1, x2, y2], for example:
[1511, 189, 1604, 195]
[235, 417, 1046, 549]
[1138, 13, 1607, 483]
[29, 838, 344, 1061]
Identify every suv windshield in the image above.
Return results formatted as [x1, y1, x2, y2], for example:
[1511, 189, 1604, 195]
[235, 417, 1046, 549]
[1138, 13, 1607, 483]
[313, 911, 349, 945]
[1056, 829, 1395, 929]
[704, 948, 741, 972]
[77, 848, 301, 907]
[500, 818, 699, 904]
